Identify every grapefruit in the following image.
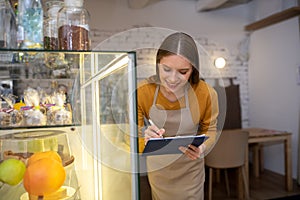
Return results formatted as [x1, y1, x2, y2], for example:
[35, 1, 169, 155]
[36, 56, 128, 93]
[27, 150, 62, 166]
[23, 157, 66, 196]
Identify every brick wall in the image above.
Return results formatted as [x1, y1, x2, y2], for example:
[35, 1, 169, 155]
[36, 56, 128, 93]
[90, 27, 250, 127]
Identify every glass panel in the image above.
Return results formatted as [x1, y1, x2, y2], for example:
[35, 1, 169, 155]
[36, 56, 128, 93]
[82, 85, 93, 126]
[96, 53, 119, 73]
[82, 53, 92, 83]
[98, 66, 128, 124]
[94, 53, 138, 200]
[78, 83, 97, 200]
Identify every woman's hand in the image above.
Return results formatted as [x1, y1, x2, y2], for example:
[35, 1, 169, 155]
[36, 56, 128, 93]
[144, 125, 165, 144]
[179, 143, 206, 160]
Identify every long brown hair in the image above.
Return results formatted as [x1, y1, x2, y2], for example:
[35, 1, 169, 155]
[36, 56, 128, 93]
[152, 32, 201, 85]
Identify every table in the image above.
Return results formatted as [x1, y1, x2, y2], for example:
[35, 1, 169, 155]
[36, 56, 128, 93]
[242, 128, 293, 192]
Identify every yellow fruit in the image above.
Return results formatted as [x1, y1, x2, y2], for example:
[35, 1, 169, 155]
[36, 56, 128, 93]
[13, 100, 26, 110]
[27, 151, 62, 166]
[23, 158, 66, 196]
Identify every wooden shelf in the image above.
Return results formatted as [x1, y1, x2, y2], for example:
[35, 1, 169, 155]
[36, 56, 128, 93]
[245, 6, 300, 31]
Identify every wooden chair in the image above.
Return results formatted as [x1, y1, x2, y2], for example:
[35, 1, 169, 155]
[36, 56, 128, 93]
[205, 130, 249, 200]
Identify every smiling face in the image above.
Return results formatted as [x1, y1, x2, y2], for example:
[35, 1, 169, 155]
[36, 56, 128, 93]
[158, 54, 193, 96]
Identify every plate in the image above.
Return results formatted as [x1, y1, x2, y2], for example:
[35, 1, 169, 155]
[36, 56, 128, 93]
[20, 186, 76, 200]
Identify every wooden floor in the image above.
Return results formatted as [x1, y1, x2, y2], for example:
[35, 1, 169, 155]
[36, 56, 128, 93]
[204, 167, 300, 200]
[139, 167, 300, 200]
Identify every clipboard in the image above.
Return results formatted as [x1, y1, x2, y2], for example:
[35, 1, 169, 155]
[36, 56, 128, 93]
[142, 135, 209, 156]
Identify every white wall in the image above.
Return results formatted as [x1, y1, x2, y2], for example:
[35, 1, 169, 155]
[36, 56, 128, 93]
[85, 0, 300, 178]
[86, 0, 251, 51]
[248, 0, 300, 178]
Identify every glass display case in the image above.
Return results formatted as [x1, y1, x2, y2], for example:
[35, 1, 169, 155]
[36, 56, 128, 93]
[0, 49, 139, 200]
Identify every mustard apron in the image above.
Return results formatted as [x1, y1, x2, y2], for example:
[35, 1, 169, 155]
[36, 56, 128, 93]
[147, 86, 205, 200]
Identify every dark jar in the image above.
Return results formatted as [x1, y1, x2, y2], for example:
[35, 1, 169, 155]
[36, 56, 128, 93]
[57, 0, 90, 50]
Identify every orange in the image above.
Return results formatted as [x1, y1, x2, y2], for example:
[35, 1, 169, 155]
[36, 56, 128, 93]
[27, 151, 62, 166]
[23, 158, 66, 196]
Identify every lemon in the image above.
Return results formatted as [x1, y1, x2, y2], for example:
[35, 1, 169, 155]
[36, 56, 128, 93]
[13, 100, 26, 111]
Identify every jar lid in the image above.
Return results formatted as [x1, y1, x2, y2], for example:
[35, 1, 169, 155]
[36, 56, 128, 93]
[46, 1, 63, 17]
[45, 0, 64, 9]
[64, 0, 83, 7]
[49, 6, 62, 16]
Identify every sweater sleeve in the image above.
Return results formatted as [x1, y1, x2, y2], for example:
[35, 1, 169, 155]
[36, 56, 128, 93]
[199, 85, 220, 156]
[136, 80, 156, 153]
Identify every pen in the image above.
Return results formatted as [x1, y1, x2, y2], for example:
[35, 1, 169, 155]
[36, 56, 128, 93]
[148, 119, 155, 127]
[143, 116, 151, 127]
[144, 117, 162, 137]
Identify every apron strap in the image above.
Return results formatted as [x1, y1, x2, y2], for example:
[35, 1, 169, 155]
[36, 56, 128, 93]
[152, 85, 160, 105]
[184, 85, 189, 108]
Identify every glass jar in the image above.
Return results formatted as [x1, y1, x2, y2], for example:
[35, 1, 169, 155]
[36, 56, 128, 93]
[17, 0, 43, 49]
[57, 0, 90, 50]
[0, 0, 17, 49]
[43, 1, 63, 50]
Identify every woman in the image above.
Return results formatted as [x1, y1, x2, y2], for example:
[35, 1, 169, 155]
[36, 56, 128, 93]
[137, 32, 219, 200]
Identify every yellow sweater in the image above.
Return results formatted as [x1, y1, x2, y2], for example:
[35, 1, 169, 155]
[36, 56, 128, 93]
[137, 79, 219, 154]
